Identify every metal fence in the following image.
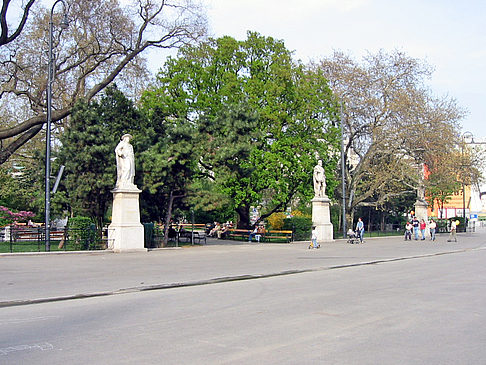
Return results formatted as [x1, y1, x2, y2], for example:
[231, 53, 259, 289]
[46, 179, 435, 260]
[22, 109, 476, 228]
[336, 220, 479, 239]
[0, 225, 108, 253]
[143, 223, 208, 248]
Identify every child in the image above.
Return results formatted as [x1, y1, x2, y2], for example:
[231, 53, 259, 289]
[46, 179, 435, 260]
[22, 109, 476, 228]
[309, 226, 320, 249]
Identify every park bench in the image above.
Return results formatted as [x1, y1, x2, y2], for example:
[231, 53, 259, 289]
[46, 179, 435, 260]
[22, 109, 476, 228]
[11, 227, 42, 241]
[262, 230, 293, 243]
[178, 230, 206, 244]
[226, 229, 293, 243]
[227, 228, 252, 241]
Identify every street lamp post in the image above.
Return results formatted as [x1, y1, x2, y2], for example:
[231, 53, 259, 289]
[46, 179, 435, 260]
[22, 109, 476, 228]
[460, 131, 486, 231]
[461, 132, 472, 223]
[340, 103, 346, 238]
[45, 0, 69, 251]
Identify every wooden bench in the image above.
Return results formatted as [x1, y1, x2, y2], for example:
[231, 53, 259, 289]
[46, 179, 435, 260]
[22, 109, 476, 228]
[227, 229, 293, 243]
[12, 228, 66, 242]
[262, 230, 293, 243]
[12, 227, 42, 241]
[227, 229, 252, 241]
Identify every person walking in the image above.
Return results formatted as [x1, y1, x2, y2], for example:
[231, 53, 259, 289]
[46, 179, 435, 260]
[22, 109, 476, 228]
[447, 219, 458, 242]
[429, 219, 437, 241]
[404, 221, 413, 241]
[420, 219, 427, 240]
[356, 217, 365, 243]
[412, 216, 420, 240]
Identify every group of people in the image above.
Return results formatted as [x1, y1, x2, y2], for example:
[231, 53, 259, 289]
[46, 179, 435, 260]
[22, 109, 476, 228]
[206, 222, 266, 242]
[207, 222, 233, 239]
[405, 217, 458, 242]
[249, 225, 265, 243]
[405, 217, 436, 241]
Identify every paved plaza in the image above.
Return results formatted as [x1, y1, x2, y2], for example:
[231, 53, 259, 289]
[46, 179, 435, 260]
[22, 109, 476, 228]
[1, 229, 485, 364]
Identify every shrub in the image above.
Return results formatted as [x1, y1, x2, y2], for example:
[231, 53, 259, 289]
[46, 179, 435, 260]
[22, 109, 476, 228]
[267, 212, 286, 230]
[67, 216, 96, 250]
[0, 206, 35, 226]
[283, 216, 313, 241]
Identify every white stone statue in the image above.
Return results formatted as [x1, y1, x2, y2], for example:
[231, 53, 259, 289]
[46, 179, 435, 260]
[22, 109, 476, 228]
[313, 159, 326, 198]
[115, 134, 136, 189]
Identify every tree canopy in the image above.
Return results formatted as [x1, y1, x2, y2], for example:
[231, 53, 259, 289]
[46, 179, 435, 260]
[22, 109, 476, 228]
[142, 32, 340, 227]
[317, 50, 466, 224]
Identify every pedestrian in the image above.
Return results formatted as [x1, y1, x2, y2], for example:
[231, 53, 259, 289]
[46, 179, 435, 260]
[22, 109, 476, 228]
[447, 219, 458, 242]
[404, 221, 413, 241]
[429, 219, 437, 241]
[356, 217, 365, 243]
[412, 216, 420, 240]
[309, 226, 320, 249]
[420, 219, 426, 240]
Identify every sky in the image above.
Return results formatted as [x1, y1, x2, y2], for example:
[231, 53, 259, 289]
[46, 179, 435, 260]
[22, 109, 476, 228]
[39, 0, 484, 139]
[202, 0, 486, 140]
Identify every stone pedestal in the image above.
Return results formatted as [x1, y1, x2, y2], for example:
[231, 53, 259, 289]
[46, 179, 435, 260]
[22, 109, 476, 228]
[414, 199, 428, 222]
[108, 187, 146, 252]
[311, 196, 334, 242]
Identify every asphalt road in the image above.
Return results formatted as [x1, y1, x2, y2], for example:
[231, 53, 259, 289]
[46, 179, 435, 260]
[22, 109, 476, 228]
[1, 231, 486, 364]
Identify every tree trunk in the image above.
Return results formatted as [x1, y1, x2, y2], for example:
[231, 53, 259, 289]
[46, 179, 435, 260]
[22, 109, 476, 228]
[163, 190, 175, 247]
[347, 211, 354, 232]
[236, 204, 251, 229]
[162, 190, 185, 247]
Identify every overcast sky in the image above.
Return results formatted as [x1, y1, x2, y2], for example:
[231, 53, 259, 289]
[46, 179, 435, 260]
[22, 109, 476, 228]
[204, 0, 486, 140]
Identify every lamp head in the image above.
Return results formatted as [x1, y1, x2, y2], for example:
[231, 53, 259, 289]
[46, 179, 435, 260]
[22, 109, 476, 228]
[60, 13, 69, 29]
[462, 131, 474, 144]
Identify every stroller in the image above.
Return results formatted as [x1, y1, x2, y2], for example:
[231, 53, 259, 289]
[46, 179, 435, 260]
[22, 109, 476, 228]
[347, 229, 360, 244]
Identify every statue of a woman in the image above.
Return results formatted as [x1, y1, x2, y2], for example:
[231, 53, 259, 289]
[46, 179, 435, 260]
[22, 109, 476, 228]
[313, 160, 326, 198]
[115, 134, 136, 189]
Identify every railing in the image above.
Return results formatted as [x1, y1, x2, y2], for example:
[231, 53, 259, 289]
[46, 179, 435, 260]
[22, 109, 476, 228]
[336, 220, 476, 239]
[0, 225, 108, 253]
[144, 223, 207, 248]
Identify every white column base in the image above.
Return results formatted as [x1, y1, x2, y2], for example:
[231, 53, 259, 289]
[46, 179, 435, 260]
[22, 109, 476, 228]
[312, 196, 334, 242]
[108, 187, 147, 253]
[414, 200, 429, 222]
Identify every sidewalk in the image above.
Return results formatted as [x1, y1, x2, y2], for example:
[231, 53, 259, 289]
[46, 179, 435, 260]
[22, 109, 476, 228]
[1, 230, 485, 307]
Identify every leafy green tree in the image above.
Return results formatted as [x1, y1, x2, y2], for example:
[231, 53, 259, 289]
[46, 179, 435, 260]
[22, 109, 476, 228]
[0, 166, 32, 211]
[143, 32, 339, 227]
[57, 86, 146, 228]
[139, 113, 199, 245]
[0, 156, 43, 218]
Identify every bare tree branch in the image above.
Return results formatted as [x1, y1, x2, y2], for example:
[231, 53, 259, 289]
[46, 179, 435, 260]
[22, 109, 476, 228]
[0, 0, 36, 46]
[0, 0, 207, 164]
